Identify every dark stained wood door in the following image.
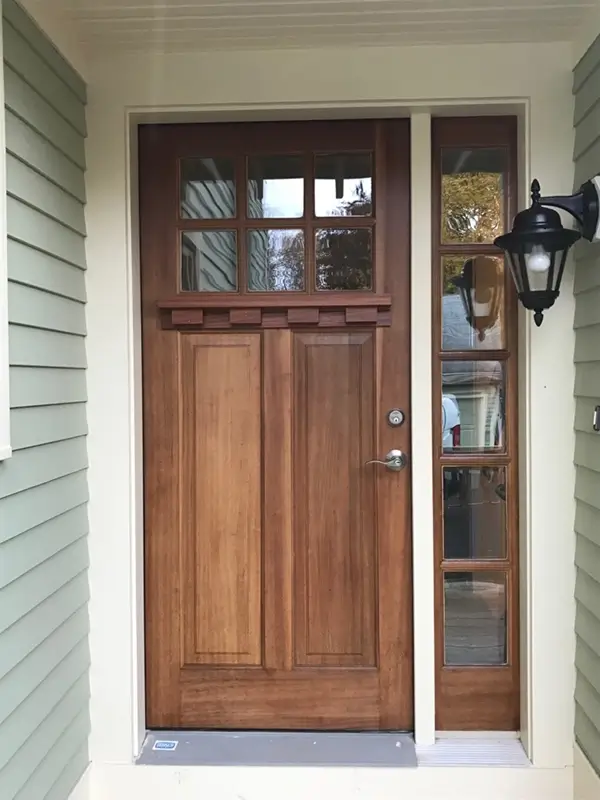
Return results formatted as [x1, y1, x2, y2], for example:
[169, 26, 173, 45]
[140, 120, 413, 730]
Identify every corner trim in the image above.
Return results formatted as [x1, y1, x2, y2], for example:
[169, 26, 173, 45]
[0, 3, 10, 463]
[575, 744, 600, 800]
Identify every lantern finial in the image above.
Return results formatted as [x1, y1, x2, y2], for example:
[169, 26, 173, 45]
[533, 310, 544, 327]
[531, 179, 541, 205]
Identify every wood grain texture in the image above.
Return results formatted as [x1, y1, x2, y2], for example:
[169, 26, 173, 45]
[431, 116, 520, 731]
[293, 332, 377, 667]
[141, 119, 413, 730]
[179, 333, 262, 667]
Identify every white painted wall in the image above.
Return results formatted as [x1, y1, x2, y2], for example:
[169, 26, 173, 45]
[82, 42, 578, 787]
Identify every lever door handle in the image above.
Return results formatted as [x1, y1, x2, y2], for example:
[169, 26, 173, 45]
[365, 449, 408, 472]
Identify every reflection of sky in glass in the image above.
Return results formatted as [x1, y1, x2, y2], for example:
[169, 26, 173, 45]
[255, 178, 304, 218]
[258, 178, 371, 218]
[315, 178, 372, 216]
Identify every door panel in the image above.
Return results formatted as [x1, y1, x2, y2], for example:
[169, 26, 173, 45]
[180, 333, 262, 668]
[140, 119, 412, 730]
[293, 332, 376, 668]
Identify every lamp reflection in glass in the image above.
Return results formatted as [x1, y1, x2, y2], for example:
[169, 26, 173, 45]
[451, 255, 502, 342]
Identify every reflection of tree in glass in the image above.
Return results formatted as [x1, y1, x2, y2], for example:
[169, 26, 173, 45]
[316, 182, 372, 290]
[443, 255, 465, 295]
[442, 172, 502, 243]
[266, 230, 304, 291]
[275, 182, 373, 290]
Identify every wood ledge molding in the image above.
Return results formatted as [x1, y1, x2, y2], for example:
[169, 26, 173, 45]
[158, 295, 392, 330]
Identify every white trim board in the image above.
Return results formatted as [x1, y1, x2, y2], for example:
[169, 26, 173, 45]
[83, 40, 577, 774]
[0, 1, 10, 462]
[575, 745, 600, 800]
[92, 763, 571, 800]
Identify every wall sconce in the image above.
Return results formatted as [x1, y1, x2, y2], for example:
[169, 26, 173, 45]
[494, 177, 600, 325]
[451, 256, 502, 341]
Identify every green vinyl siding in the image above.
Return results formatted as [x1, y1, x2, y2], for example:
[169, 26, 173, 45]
[573, 34, 600, 780]
[0, 2, 89, 798]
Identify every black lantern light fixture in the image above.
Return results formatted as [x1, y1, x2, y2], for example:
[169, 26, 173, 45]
[451, 255, 503, 341]
[494, 177, 600, 326]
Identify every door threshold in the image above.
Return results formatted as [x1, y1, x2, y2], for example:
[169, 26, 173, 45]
[137, 730, 417, 767]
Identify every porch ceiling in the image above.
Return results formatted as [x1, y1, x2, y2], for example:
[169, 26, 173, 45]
[30, 0, 598, 52]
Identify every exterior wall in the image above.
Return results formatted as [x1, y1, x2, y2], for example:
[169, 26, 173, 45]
[572, 33, 600, 796]
[80, 41, 577, 798]
[0, 1, 90, 798]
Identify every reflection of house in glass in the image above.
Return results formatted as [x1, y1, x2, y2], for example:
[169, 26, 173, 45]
[442, 293, 504, 451]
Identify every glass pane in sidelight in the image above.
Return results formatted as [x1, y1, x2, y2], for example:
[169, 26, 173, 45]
[441, 148, 506, 244]
[444, 571, 507, 666]
[180, 230, 237, 292]
[314, 153, 373, 217]
[441, 360, 505, 452]
[247, 155, 304, 219]
[180, 158, 236, 219]
[442, 255, 505, 350]
[315, 228, 373, 290]
[443, 467, 507, 559]
[247, 229, 305, 291]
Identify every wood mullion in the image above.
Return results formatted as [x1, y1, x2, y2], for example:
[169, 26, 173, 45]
[442, 560, 510, 571]
[440, 454, 510, 467]
[439, 243, 501, 256]
[238, 155, 248, 294]
[305, 152, 315, 292]
[438, 350, 509, 361]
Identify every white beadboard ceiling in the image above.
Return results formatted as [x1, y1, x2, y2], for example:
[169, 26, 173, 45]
[40, 0, 599, 52]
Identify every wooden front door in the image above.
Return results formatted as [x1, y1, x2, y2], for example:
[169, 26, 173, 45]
[140, 120, 412, 730]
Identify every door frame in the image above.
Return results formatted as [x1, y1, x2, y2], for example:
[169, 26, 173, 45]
[83, 95, 578, 770]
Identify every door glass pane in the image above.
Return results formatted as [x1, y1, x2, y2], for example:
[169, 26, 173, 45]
[247, 229, 304, 291]
[444, 571, 507, 665]
[180, 158, 236, 219]
[441, 148, 506, 244]
[180, 230, 237, 292]
[443, 467, 507, 559]
[442, 255, 505, 350]
[441, 360, 505, 452]
[315, 228, 373, 291]
[247, 156, 304, 219]
[315, 153, 373, 217]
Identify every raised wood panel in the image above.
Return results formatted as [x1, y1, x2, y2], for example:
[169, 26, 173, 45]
[293, 331, 376, 667]
[180, 333, 262, 667]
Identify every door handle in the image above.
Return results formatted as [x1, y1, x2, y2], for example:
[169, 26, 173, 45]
[365, 449, 408, 472]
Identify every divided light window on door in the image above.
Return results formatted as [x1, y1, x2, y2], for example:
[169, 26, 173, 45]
[432, 117, 519, 731]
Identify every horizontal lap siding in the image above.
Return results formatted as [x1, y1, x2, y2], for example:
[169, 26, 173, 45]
[0, 3, 89, 799]
[573, 36, 600, 780]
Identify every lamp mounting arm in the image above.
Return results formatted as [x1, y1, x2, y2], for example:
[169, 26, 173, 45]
[534, 176, 600, 242]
